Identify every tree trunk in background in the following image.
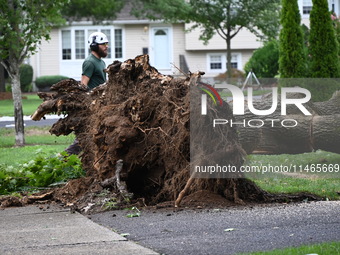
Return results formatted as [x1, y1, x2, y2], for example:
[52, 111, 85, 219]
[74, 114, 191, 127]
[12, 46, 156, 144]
[11, 73, 25, 146]
[0, 64, 5, 92]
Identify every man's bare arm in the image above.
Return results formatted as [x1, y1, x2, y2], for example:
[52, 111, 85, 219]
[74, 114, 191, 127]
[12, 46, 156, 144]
[81, 75, 90, 87]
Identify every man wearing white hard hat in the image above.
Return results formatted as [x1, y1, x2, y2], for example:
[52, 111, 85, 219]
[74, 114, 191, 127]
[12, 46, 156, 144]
[65, 32, 109, 155]
[81, 31, 109, 90]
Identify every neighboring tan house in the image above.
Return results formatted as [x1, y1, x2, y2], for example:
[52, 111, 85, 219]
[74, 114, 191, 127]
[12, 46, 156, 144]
[29, 1, 340, 82]
[29, 3, 262, 83]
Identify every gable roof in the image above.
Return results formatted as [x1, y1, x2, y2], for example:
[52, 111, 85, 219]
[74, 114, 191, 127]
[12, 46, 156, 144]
[115, 1, 138, 21]
[114, 1, 164, 24]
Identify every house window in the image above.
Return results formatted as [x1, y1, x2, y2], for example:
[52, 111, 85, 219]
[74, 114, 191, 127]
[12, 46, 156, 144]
[303, 0, 313, 14]
[114, 29, 123, 58]
[61, 27, 123, 60]
[210, 55, 222, 70]
[62, 30, 71, 60]
[75, 30, 85, 59]
[228, 54, 239, 69]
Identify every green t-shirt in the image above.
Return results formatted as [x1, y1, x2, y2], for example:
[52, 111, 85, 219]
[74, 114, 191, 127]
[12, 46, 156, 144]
[82, 53, 106, 90]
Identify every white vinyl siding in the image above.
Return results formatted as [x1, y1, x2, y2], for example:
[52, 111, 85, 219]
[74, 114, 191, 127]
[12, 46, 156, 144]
[184, 23, 262, 50]
[124, 24, 149, 59]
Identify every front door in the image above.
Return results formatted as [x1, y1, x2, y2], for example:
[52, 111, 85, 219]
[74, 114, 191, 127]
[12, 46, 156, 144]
[151, 27, 171, 70]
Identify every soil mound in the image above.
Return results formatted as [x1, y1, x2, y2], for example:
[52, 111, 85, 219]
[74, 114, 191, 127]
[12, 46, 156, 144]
[20, 55, 320, 211]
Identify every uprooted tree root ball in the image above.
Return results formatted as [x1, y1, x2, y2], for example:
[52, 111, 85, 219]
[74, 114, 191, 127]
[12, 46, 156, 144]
[26, 55, 321, 211]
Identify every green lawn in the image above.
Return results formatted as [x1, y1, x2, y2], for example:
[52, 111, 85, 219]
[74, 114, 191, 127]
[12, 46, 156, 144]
[244, 152, 340, 200]
[0, 93, 42, 117]
[246, 151, 340, 168]
[0, 145, 68, 165]
[238, 241, 340, 255]
[253, 177, 339, 200]
[0, 127, 75, 165]
[0, 126, 74, 147]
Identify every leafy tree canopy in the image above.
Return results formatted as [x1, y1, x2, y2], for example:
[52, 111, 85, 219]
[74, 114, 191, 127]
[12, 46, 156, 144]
[0, 0, 67, 74]
[133, 0, 280, 43]
[62, 0, 125, 24]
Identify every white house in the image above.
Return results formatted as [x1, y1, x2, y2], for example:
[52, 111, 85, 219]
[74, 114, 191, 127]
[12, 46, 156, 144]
[29, 0, 340, 82]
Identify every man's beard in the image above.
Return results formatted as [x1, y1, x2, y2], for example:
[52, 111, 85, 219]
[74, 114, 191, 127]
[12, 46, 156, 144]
[98, 47, 108, 58]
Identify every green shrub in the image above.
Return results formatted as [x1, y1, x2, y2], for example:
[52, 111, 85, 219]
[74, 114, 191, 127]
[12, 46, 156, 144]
[245, 40, 279, 78]
[5, 84, 11, 92]
[309, 0, 340, 78]
[279, 0, 307, 78]
[19, 64, 33, 92]
[35, 75, 69, 92]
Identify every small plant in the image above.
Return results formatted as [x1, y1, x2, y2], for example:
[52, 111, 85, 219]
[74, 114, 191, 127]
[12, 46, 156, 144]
[0, 150, 85, 195]
[96, 189, 111, 197]
[102, 198, 118, 210]
[125, 206, 141, 218]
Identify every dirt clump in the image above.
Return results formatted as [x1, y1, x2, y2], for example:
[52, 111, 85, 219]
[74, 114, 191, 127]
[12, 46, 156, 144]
[20, 55, 321, 212]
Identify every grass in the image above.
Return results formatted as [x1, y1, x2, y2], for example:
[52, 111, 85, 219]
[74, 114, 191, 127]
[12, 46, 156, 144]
[0, 126, 74, 147]
[252, 177, 339, 200]
[0, 127, 75, 165]
[238, 241, 340, 255]
[0, 145, 68, 165]
[245, 152, 340, 200]
[247, 150, 340, 168]
[0, 93, 43, 117]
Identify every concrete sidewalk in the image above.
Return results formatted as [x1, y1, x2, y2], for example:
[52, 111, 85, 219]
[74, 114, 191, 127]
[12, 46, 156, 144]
[0, 205, 158, 255]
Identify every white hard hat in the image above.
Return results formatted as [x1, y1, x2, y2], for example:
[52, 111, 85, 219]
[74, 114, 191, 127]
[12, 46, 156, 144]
[88, 32, 109, 48]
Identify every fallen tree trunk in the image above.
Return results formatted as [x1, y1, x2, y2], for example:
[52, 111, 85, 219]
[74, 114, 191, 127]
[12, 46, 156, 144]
[235, 91, 340, 154]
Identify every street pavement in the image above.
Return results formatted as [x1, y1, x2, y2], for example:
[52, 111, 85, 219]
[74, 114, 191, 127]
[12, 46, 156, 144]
[0, 205, 158, 255]
[91, 201, 340, 255]
[0, 115, 59, 128]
